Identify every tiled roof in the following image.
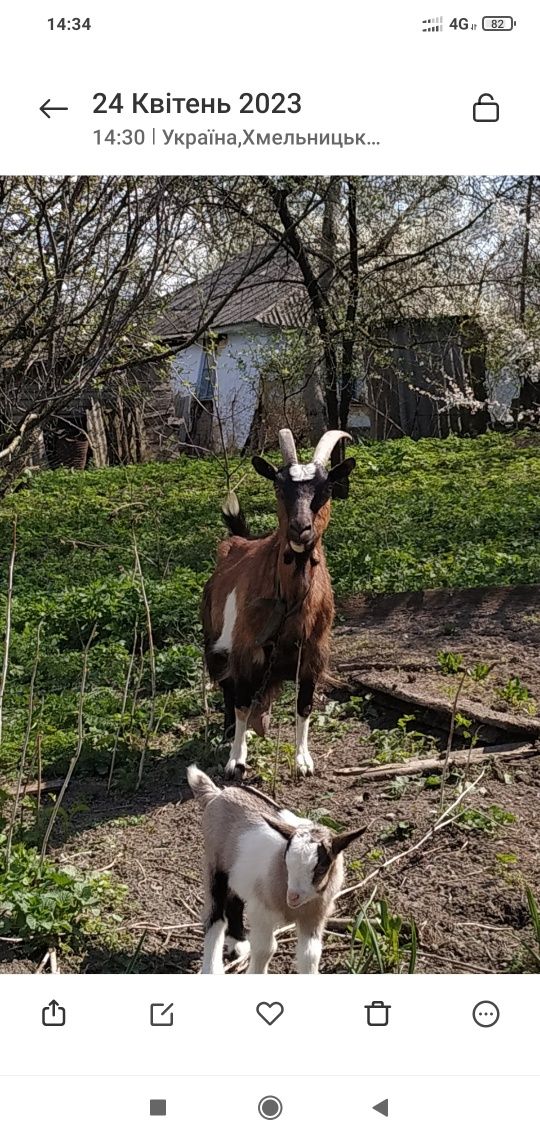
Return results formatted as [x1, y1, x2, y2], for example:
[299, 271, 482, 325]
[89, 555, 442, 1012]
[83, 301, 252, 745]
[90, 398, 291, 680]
[157, 244, 309, 339]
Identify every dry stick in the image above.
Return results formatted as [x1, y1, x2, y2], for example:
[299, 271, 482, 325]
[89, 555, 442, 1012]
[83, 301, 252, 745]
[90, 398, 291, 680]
[35, 950, 50, 974]
[36, 698, 44, 814]
[49, 949, 59, 974]
[0, 516, 17, 752]
[335, 741, 536, 779]
[294, 639, 303, 780]
[107, 618, 138, 792]
[133, 538, 157, 790]
[440, 672, 466, 809]
[40, 625, 97, 860]
[271, 721, 282, 800]
[152, 693, 171, 739]
[5, 621, 43, 868]
[208, 340, 232, 493]
[128, 633, 145, 730]
[176, 895, 202, 923]
[201, 655, 210, 752]
[337, 769, 486, 905]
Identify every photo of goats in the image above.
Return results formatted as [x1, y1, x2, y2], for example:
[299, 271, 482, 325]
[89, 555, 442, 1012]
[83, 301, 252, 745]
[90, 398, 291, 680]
[202, 428, 356, 777]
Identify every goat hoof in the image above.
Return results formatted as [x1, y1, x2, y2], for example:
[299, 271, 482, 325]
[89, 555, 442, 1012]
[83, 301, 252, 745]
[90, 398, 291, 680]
[295, 752, 314, 776]
[224, 936, 251, 962]
[225, 758, 246, 780]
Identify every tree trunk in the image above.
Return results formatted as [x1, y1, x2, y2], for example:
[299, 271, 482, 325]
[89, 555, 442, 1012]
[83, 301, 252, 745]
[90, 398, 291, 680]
[303, 356, 327, 444]
[517, 176, 539, 418]
[339, 179, 360, 444]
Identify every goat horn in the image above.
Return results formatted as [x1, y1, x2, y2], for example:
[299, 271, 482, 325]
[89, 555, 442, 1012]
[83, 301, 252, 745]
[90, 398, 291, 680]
[312, 430, 352, 468]
[278, 428, 298, 466]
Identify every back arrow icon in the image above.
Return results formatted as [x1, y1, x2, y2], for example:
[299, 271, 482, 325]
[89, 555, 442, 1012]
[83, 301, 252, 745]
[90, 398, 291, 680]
[40, 99, 69, 119]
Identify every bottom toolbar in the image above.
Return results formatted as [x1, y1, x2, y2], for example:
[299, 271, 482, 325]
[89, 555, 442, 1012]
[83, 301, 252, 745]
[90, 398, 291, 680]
[2, 1075, 538, 1139]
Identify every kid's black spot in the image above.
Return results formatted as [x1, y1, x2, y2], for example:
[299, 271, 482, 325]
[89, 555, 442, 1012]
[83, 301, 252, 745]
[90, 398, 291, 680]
[207, 869, 229, 929]
[225, 892, 247, 943]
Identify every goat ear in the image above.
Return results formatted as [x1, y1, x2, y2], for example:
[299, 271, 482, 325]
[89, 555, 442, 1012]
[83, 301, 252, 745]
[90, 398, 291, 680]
[264, 815, 297, 842]
[252, 455, 277, 482]
[330, 823, 367, 857]
[327, 457, 356, 500]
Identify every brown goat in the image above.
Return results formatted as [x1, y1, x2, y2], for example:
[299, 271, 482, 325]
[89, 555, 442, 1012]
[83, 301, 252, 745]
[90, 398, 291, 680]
[202, 429, 355, 777]
[202, 428, 355, 775]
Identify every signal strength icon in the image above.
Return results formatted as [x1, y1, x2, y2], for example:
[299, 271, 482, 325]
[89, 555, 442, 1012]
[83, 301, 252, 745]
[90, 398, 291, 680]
[422, 16, 443, 32]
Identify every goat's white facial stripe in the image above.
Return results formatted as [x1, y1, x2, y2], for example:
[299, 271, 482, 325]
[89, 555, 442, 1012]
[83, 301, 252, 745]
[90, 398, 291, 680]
[285, 830, 319, 906]
[213, 588, 237, 653]
[289, 462, 317, 482]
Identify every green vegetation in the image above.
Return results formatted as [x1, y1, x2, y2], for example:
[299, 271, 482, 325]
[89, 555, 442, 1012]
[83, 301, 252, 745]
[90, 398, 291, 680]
[524, 886, 540, 970]
[348, 898, 418, 973]
[455, 803, 516, 835]
[0, 432, 539, 787]
[496, 676, 538, 714]
[437, 650, 464, 675]
[0, 838, 126, 946]
[369, 714, 435, 766]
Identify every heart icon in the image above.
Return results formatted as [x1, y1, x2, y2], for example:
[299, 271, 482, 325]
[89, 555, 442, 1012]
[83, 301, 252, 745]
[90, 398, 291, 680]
[256, 1001, 284, 1026]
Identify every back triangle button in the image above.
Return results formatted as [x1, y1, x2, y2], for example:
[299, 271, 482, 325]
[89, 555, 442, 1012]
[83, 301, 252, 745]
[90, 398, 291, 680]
[373, 1099, 389, 1117]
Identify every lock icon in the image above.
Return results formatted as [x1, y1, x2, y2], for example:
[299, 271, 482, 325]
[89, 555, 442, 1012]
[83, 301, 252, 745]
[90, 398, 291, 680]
[473, 93, 499, 122]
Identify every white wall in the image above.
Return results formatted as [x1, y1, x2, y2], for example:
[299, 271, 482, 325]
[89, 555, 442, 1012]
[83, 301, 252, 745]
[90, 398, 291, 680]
[170, 342, 204, 397]
[170, 324, 283, 448]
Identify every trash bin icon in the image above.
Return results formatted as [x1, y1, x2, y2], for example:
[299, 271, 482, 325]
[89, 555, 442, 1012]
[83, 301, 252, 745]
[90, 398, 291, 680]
[473, 93, 499, 122]
[365, 1000, 391, 1027]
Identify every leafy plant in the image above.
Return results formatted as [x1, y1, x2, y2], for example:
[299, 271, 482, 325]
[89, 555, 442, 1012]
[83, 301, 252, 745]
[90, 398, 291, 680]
[469, 662, 493, 682]
[437, 651, 464, 675]
[348, 898, 418, 973]
[523, 886, 540, 969]
[496, 677, 537, 714]
[379, 819, 415, 844]
[369, 715, 435, 766]
[455, 803, 516, 834]
[382, 776, 411, 800]
[310, 810, 344, 832]
[0, 840, 126, 945]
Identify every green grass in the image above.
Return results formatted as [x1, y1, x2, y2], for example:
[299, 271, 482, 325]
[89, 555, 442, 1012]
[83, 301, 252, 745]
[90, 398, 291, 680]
[0, 431, 539, 784]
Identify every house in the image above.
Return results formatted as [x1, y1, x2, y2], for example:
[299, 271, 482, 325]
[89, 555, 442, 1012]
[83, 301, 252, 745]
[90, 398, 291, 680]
[11, 249, 493, 472]
[159, 248, 490, 449]
[156, 244, 312, 451]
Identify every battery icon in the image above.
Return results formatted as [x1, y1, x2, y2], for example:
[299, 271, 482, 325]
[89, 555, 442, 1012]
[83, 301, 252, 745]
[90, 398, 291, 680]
[482, 16, 516, 29]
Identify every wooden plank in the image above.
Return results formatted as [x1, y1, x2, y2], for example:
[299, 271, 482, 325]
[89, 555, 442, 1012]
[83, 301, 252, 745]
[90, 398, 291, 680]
[1, 778, 64, 797]
[335, 741, 538, 779]
[346, 671, 540, 741]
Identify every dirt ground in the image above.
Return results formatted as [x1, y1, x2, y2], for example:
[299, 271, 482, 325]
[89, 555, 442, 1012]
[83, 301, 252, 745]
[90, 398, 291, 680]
[2, 584, 539, 975]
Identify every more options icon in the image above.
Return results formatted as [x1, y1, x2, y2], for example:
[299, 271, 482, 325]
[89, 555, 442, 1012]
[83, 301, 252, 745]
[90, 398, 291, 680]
[472, 1000, 500, 1027]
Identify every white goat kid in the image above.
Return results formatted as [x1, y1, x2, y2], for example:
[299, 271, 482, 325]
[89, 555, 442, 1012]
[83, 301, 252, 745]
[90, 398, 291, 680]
[187, 765, 365, 974]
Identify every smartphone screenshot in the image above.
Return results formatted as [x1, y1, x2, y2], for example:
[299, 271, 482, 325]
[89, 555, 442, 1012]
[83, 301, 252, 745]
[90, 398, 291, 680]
[0, 3, 538, 1136]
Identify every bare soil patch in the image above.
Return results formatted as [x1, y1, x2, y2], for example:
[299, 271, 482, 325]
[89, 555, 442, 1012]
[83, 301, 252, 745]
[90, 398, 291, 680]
[2, 585, 539, 975]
